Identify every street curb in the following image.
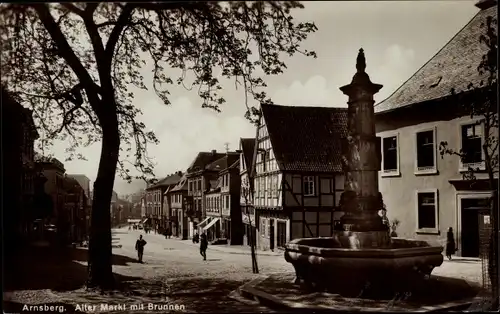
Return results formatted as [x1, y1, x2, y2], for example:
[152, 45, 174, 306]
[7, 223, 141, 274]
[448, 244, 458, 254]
[237, 275, 485, 313]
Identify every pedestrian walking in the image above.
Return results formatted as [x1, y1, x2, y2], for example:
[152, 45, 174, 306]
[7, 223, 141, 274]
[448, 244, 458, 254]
[200, 232, 208, 261]
[445, 227, 456, 260]
[135, 235, 147, 263]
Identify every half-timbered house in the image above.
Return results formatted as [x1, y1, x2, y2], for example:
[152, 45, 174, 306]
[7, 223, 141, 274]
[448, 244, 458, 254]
[253, 104, 348, 251]
[238, 138, 257, 247]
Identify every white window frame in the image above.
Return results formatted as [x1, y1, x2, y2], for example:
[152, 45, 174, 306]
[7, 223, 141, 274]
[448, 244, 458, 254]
[414, 126, 438, 175]
[303, 176, 315, 196]
[415, 189, 439, 234]
[381, 132, 401, 177]
[458, 119, 486, 172]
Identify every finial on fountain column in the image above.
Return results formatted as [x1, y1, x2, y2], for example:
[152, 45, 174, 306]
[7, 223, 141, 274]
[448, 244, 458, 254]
[356, 48, 366, 73]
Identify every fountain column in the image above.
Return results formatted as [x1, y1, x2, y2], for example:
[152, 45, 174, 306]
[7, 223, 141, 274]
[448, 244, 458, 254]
[336, 49, 390, 248]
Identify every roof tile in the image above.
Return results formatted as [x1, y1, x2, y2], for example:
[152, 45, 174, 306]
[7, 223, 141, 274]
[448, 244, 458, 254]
[261, 104, 347, 173]
[375, 7, 496, 113]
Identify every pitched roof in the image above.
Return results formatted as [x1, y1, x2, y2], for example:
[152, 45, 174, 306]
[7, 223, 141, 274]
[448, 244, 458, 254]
[147, 172, 183, 190]
[205, 153, 240, 173]
[187, 151, 228, 173]
[375, 6, 497, 113]
[261, 104, 348, 173]
[169, 174, 188, 193]
[240, 138, 256, 170]
[62, 176, 82, 193]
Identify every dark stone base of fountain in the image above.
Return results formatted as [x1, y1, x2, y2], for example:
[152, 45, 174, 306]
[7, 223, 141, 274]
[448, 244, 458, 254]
[235, 272, 484, 312]
[285, 237, 444, 297]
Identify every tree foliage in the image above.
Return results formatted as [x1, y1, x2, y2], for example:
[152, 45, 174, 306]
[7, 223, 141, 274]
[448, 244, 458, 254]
[0, 1, 317, 289]
[0, 1, 317, 182]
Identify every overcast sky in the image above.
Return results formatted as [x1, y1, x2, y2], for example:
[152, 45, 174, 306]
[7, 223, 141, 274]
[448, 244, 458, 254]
[46, 1, 480, 196]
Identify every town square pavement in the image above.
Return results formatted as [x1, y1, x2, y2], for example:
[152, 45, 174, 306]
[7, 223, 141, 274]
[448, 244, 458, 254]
[4, 227, 482, 313]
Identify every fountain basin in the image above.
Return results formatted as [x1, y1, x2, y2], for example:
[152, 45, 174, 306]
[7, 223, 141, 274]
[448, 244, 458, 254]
[284, 236, 444, 296]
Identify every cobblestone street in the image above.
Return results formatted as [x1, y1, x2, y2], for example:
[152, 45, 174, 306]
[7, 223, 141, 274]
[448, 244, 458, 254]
[4, 227, 483, 313]
[4, 228, 291, 313]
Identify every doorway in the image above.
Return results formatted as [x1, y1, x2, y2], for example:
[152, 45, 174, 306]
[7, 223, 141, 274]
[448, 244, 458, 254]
[277, 221, 287, 248]
[270, 219, 275, 251]
[461, 197, 490, 258]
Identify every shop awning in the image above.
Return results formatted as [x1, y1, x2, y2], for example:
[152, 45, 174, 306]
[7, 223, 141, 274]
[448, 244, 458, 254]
[142, 218, 150, 224]
[197, 217, 211, 228]
[203, 217, 220, 230]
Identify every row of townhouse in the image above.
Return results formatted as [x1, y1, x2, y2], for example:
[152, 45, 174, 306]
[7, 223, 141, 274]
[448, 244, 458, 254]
[143, 172, 184, 231]
[139, 150, 244, 244]
[239, 0, 497, 255]
[35, 157, 91, 246]
[3, 86, 91, 248]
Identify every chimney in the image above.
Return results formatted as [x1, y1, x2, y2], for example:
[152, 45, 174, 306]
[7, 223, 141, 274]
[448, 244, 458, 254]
[177, 171, 182, 176]
[475, 0, 497, 9]
[211, 149, 217, 155]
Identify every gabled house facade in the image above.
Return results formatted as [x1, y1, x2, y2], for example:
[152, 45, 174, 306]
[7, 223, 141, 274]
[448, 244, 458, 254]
[204, 178, 222, 241]
[185, 150, 232, 238]
[198, 153, 240, 242]
[375, 0, 498, 258]
[167, 174, 189, 239]
[239, 138, 257, 247]
[220, 159, 243, 245]
[253, 104, 348, 251]
[62, 175, 88, 245]
[145, 172, 183, 231]
[36, 157, 67, 241]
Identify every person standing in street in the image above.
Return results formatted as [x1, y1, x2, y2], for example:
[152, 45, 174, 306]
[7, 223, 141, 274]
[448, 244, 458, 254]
[135, 235, 147, 263]
[200, 232, 208, 261]
[446, 227, 456, 260]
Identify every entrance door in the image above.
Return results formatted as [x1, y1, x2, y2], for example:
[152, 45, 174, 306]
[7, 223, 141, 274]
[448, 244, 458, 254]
[277, 221, 287, 248]
[461, 198, 490, 258]
[270, 219, 275, 251]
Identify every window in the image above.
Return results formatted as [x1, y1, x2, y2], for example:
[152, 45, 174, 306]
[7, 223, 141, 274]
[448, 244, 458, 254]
[260, 178, 265, 198]
[382, 135, 399, 174]
[461, 123, 483, 168]
[197, 179, 202, 191]
[264, 219, 269, 238]
[277, 221, 287, 248]
[226, 195, 230, 209]
[271, 176, 276, 197]
[303, 176, 315, 196]
[262, 151, 267, 172]
[416, 129, 436, 173]
[416, 190, 438, 232]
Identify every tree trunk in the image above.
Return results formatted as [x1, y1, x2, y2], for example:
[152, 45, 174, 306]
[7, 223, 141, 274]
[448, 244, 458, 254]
[248, 218, 259, 274]
[488, 189, 499, 309]
[87, 111, 120, 290]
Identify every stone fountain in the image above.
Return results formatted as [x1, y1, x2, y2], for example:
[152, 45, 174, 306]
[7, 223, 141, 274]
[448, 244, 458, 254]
[284, 49, 444, 297]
